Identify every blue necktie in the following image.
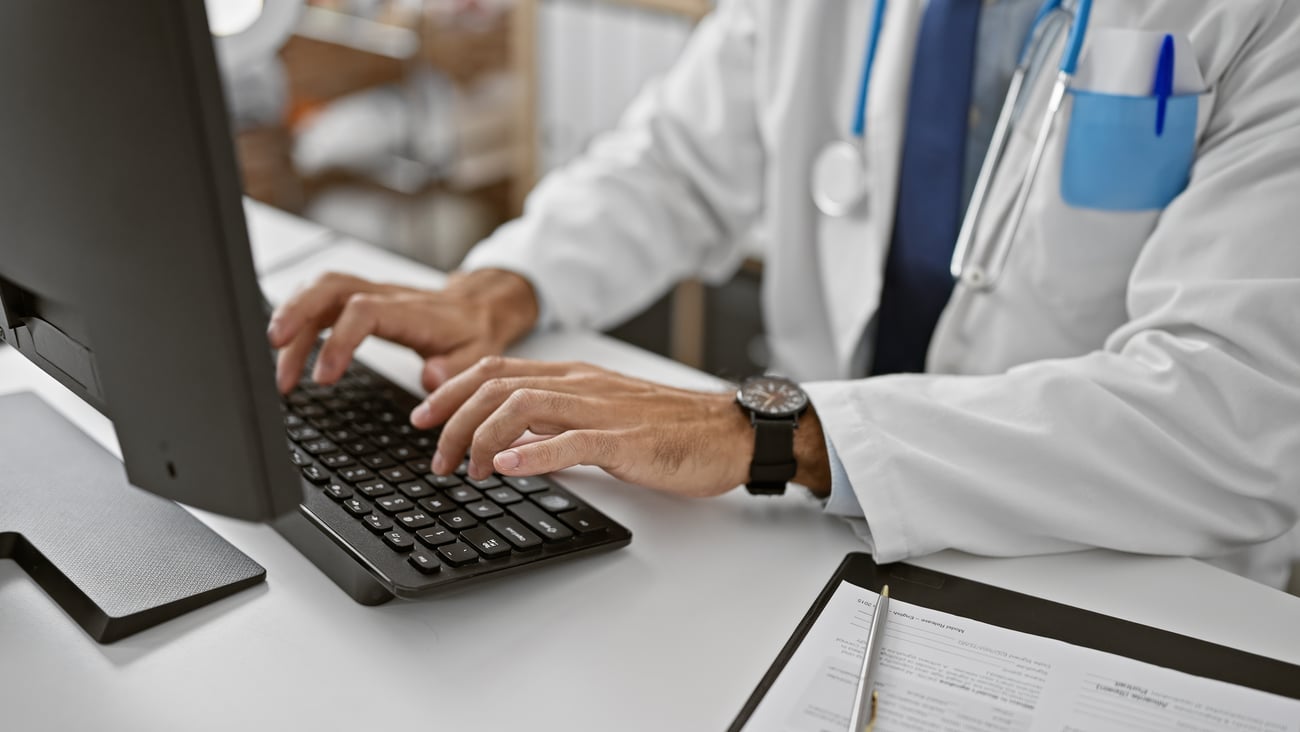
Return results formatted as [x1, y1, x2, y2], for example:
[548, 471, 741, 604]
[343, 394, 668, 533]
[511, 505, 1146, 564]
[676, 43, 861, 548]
[870, 0, 983, 376]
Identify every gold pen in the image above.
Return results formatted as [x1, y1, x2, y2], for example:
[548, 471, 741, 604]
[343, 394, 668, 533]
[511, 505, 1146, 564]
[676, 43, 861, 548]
[849, 584, 890, 732]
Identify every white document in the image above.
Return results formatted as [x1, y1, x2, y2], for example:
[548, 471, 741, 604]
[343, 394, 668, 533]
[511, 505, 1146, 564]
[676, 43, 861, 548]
[743, 582, 1300, 732]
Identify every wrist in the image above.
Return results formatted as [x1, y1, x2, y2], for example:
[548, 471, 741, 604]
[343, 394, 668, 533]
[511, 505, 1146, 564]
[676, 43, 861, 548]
[447, 268, 540, 346]
[793, 405, 832, 498]
[715, 392, 757, 490]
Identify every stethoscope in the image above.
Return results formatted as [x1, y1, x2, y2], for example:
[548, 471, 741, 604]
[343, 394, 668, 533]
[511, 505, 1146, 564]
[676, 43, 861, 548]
[812, 0, 1095, 292]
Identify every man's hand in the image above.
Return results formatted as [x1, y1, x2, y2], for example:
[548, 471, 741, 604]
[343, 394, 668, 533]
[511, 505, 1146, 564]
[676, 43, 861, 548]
[267, 269, 539, 394]
[409, 357, 833, 498]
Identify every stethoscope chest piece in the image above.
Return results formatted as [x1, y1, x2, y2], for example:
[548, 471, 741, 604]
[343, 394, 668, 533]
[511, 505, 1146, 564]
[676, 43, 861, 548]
[813, 139, 869, 217]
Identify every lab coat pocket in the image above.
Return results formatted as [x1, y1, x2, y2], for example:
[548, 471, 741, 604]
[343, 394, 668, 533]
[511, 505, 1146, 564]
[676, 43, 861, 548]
[1060, 89, 1211, 211]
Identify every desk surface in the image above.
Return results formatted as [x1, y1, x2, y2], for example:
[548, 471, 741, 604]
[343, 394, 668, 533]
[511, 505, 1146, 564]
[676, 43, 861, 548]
[3, 206, 1298, 732]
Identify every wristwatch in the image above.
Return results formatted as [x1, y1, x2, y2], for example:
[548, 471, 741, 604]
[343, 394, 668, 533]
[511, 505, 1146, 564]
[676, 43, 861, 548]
[735, 375, 810, 496]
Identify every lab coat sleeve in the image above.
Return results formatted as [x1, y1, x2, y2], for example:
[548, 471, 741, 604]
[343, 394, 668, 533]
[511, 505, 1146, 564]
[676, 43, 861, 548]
[824, 437, 866, 520]
[804, 4, 1300, 567]
[461, 0, 762, 331]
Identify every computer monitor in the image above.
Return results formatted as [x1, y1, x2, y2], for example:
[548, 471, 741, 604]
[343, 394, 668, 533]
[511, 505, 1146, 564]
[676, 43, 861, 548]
[0, 1, 636, 640]
[0, 0, 300, 521]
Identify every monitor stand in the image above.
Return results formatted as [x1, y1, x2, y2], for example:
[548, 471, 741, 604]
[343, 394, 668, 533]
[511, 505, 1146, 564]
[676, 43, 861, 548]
[0, 392, 266, 643]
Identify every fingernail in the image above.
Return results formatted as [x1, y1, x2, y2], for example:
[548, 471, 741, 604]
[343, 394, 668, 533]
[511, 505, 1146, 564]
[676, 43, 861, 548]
[495, 450, 521, 472]
[266, 319, 282, 342]
[411, 403, 431, 425]
[431, 450, 445, 474]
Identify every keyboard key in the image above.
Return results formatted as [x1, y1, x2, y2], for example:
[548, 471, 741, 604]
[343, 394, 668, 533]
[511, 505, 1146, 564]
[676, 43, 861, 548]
[502, 475, 553, 494]
[301, 464, 330, 484]
[396, 510, 436, 530]
[382, 529, 414, 552]
[417, 495, 456, 514]
[352, 421, 380, 435]
[455, 460, 470, 476]
[370, 433, 403, 449]
[343, 440, 378, 457]
[416, 525, 456, 547]
[284, 414, 305, 428]
[323, 483, 353, 501]
[362, 514, 393, 532]
[337, 466, 375, 484]
[288, 449, 313, 467]
[376, 495, 414, 514]
[484, 487, 523, 505]
[439, 510, 478, 531]
[326, 428, 357, 443]
[436, 542, 480, 567]
[508, 502, 573, 542]
[406, 459, 434, 474]
[361, 453, 396, 470]
[408, 548, 441, 574]
[426, 474, 462, 489]
[302, 438, 337, 455]
[396, 481, 434, 499]
[342, 497, 371, 516]
[296, 404, 326, 419]
[409, 434, 436, 451]
[287, 426, 322, 442]
[487, 517, 542, 551]
[356, 480, 394, 499]
[460, 527, 511, 559]
[560, 508, 610, 534]
[531, 491, 577, 513]
[380, 466, 416, 484]
[308, 415, 343, 431]
[464, 475, 503, 490]
[446, 486, 482, 504]
[321, 452, 356, 469]
[466, 501, 504, 519]
[390, 445, 418, 461]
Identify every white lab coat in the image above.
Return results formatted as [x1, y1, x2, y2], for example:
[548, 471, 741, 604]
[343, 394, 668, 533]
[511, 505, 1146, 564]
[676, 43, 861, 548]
[464, 0, 1300, 586]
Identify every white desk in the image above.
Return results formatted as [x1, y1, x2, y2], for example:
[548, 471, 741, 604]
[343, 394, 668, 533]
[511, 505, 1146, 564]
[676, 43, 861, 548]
[3, 207, 1298, 732]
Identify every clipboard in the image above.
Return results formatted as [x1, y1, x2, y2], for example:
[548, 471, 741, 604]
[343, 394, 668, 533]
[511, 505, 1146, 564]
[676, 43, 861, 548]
[729, 553, 1300, 730]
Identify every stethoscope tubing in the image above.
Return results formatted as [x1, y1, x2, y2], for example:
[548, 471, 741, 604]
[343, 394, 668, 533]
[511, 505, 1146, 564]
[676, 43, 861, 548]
[817, 0, 1094, 292]
[957, 0, 1092, 290]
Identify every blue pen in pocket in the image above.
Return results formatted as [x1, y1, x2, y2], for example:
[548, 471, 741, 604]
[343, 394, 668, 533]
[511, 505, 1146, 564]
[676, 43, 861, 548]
[1060, 33, 1199, 212]
[1153, 34, 1175, 136]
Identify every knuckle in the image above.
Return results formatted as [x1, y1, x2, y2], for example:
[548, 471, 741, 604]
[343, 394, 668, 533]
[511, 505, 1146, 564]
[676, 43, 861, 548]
[476, 355, 506, 374]
[319, 271, 354, 290]
[345, 292, 375, 311]
[505, 388, 540, 411]
[481, 377, 514, 399]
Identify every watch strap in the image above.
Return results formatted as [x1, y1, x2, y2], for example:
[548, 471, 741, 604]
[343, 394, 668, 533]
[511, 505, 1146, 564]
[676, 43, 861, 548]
[747, 416, 797, 495]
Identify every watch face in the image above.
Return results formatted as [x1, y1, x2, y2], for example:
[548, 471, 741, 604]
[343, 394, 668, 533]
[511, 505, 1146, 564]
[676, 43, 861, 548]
[737, 376, 809, 418]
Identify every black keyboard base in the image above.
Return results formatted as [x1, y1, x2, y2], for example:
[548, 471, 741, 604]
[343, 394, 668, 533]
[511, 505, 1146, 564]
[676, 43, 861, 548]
[274, 499, 633, 605]
[273, 506, 395, 605]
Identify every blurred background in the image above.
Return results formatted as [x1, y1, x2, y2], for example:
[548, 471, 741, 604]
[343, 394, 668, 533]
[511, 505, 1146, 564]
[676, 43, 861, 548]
[215, 0, 767, 381]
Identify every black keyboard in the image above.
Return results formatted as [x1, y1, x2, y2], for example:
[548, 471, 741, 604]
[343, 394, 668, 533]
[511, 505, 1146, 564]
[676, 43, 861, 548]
[282, 358, 632, 598]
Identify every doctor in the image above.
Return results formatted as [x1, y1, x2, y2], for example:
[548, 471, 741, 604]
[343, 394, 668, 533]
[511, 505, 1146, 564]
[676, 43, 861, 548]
[268, 1, 1300, 587]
